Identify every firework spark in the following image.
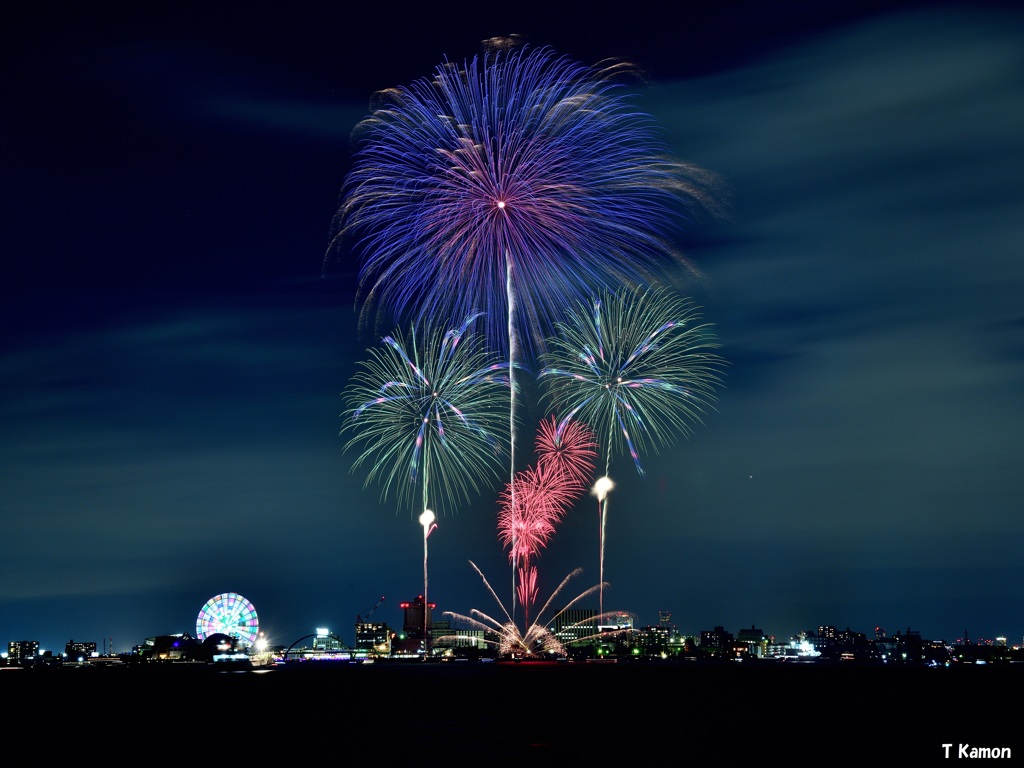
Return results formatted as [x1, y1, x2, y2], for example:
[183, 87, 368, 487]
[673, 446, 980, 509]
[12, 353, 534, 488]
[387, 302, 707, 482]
[539, 284, 726, 614]
[439, 561, 630, 658]
[332, 41, 718, 361]
[341, 313, 510, 519]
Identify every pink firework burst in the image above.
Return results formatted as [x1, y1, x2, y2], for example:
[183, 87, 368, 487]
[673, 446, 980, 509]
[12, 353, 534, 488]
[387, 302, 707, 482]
[497, 417, 597, 626]
[535, 414, 597, 493]
[497, 463, 574, 566]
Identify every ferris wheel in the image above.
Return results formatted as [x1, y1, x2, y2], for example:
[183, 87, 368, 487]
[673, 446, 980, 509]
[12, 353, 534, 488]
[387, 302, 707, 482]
[196, 592, 259, 646]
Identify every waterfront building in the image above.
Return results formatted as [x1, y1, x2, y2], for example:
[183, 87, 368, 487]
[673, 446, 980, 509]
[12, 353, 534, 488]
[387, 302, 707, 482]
[736, 626, 769, 658]
[431, 619, 486, 650]
[699, 626, 733, 656]
[354, 621, 391, 656]
[400, 595, 434, 640]
[6, 640, 39, 666]
[64, 640, 97, 662]
[143, 633, 198, 661]
[552, 608, 596, 646]
[599, 611, 634, 632]
[391, 595, 435, 656]
[634, 624, 672, 657]
[312, 628, 346, 652]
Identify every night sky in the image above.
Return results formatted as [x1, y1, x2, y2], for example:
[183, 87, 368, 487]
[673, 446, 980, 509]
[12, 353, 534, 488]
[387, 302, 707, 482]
[3, 1, 1023, 654]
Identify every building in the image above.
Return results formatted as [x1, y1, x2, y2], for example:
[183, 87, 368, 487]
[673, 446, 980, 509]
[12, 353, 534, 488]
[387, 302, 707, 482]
[144, 633, 199, 661]
[64, 640, 97, 662]
[7, 640, 39, 667]
[431, 619, 487, 654]
[736, 626, 769, 658]
[392, 595, 435, 656]
[354, 621, 392, 656]
[699, 626, 733, 656]
[552, 608, 596, 646]
[634, 625, 672, 657]
[311, 628, 346, 652]
[599, 611, 634, 632]
[400, 595, 434, 640]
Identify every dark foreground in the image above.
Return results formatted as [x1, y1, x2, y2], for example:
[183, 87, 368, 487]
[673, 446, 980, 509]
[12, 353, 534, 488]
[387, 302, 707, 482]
[6, 660, 1019, 761]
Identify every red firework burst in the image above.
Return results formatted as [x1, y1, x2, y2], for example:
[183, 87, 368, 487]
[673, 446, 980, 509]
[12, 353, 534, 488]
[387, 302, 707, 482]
[535, 414, 597, 492]
[497, 463, 573, 565]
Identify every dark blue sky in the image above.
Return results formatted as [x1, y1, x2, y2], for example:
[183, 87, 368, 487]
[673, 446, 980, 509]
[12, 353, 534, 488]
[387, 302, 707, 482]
[3, 1, 1023, 654]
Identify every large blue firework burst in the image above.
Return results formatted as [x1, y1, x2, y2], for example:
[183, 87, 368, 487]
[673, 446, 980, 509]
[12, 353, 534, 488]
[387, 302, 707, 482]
[341, 314, 511, 519]
[333, 40, 717, 361]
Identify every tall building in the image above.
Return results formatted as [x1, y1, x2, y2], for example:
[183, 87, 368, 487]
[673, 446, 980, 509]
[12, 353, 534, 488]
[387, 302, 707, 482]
[7, 640, 39, 666]
[391, 595, 435, 656]
[400, 595, 434, 640]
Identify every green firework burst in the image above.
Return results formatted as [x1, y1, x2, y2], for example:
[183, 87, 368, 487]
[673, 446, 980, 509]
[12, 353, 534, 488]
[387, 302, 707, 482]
[342, 314, 512, 518]
[539, 285, 726, 476]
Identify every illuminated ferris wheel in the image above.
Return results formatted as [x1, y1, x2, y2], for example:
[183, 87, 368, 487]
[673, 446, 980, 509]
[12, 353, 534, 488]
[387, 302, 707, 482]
[195, 592, 260, 646]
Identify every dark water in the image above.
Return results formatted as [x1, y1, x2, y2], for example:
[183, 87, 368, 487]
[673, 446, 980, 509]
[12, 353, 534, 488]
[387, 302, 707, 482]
[6, 661, 1018, 761]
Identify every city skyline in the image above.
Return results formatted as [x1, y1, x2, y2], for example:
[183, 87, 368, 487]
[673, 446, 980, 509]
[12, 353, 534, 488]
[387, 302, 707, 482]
[6, 587, 1019, 659]
[3, 2, 1024, 654]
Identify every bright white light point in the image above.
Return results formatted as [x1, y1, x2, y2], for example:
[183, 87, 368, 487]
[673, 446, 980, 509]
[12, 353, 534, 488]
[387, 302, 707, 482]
[592, 476, 615, 502]
[497, 200, 505, 209]
[419, 509, 436, 529]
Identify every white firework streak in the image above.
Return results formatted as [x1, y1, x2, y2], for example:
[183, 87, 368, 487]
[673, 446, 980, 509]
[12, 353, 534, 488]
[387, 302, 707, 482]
[437, 560, 633, 657]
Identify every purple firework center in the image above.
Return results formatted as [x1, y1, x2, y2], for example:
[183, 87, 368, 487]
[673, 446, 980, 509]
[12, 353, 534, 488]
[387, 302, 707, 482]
[332, 41, 718, 362]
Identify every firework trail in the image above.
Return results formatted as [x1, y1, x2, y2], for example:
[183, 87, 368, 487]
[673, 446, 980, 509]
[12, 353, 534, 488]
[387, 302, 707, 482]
[439, 561, 630, 658]
[341, 313, 510, 520]
[416, 509, 438, 653]
[539, 284, 726, 615]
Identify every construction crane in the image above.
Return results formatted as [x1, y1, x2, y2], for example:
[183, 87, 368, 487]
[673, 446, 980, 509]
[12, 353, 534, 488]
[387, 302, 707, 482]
[356, 596, 385, 624]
